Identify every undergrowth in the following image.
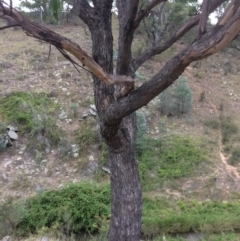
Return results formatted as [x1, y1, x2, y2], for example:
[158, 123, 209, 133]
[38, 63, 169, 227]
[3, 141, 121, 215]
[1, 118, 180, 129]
[142, 197, 240, 238]
[17, 182, 110, 237]
[1, 183, 240, 239]
[0, 91, 62, 151]
[137, 135, 206, 191]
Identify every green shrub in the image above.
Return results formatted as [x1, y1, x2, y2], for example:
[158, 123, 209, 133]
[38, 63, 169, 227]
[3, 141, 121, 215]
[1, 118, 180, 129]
[204, 119, 219, 130]
[142, 197, 240, 238]
[220, 116, 238, 144]
[0, 197, 25, 239]
[229, 147, 240, 166]
[75, 119, 101, 153]
[137, 135, 205, 190]
[17, 182, 110, 236]
[0, 91, 61, 145]
[158, 76, 192, 116]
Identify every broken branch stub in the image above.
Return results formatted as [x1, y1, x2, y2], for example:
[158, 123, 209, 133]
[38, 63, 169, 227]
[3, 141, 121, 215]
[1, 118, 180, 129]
[0, 1, 134, 96]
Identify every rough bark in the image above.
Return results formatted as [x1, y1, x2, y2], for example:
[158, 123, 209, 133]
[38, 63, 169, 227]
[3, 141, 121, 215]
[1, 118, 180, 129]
[75, 1, 142, 240]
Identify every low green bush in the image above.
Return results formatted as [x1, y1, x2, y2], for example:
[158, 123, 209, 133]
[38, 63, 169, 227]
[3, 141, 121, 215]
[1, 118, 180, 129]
[204, 119, 219, 130]
[75, 118, 101, 154]
[142, 197, 240, 238]
[220, 116, 238, 144]
[229, 147, 240, 166]
[6, 182, 240, 239]
[17, 182, 110, 236]
[137, 135, 205, 190]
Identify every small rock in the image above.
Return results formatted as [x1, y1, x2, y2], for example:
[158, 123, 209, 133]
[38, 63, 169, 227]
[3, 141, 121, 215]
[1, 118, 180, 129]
[82, 112, 89, 118]
[7, 130, 18, 140]
[7, 125, 18, 132]
[58, 110, 68, 120]
[90, 104, 97, 112]
[89, 109, 97, 116]
[88, 155, 94, 161]
[60, 61, 71, 66]
[2, 235, 11, 241]
[73, 153, 79, 158]
[86, 161, 98, 174]
[102, 166, 111, 174]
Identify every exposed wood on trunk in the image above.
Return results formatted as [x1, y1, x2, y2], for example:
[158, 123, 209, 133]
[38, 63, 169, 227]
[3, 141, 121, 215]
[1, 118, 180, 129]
[217, 0, 240, 26]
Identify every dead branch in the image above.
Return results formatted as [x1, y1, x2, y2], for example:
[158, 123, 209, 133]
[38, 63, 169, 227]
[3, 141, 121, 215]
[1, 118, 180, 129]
[0, 1, 134, 96]
[133, 0, 167, 28]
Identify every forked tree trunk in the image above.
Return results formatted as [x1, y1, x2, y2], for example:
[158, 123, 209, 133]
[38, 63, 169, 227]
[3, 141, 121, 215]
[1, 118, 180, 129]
[86, 3, 142, 241]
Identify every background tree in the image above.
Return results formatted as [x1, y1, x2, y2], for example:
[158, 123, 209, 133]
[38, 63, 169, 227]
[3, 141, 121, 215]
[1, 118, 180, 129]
[20, 0, 63, 23]
[158, 76, 192, 116]
[1, 0, 240, 240]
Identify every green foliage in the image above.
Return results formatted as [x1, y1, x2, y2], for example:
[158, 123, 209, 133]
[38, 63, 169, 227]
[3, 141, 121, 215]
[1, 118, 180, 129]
[49, 0, 63, 23]
[137, 0, 200, 46]
[142, 197, 240, 238]
[204, 118, 219, 130]
[229, 147, 240, 166]
[0, 91, 61, 145]
[20, 0, 63, 24]
[17, 182, 110, 236]
[158, 76, 192, 116]
[7, 182, 240, 239]
[137, 135, 205, 190]
[75, 119, 101, 154]
[220, 116, 238, 144]
[0, 197, 25, 239]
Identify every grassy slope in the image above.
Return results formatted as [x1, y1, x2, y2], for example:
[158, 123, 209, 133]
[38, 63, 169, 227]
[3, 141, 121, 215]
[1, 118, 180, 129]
[1, 15, 240, 239]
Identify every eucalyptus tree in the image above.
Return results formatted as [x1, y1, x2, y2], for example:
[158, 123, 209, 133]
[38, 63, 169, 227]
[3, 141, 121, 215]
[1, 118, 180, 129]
[1, 0, 240, 240]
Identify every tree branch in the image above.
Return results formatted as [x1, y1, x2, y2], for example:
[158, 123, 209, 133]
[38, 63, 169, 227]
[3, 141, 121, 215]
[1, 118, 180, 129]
[199, 0, 210, 36]
[133, 0, 167, 28]
[105, 4, 240, 125]
[0, 23, 19, 30]
[116, 0, 140, 75]
[72, 0, 95, 29]
[0, 1, 134, 96]
[131, 0, 228, 72]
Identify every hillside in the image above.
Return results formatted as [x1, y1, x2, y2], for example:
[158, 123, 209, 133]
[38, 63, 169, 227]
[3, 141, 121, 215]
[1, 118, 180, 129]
[1, 16, 240, 240]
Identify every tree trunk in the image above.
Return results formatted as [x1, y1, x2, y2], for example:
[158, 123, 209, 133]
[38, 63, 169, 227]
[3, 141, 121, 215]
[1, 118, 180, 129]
[108, 115, 142, 241]
[88, 3, 142, 241]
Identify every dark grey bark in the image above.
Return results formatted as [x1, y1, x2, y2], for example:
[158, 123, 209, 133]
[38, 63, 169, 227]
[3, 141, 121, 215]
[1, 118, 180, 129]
[73, 1, 142, 240]
[72, 1, 240, 240]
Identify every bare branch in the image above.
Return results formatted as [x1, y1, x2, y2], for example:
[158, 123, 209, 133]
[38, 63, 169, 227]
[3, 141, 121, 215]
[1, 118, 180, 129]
[133, 0, 167, 28]
[199, 0, 210, 36]
[0, 23, 19, 30]
[0, 1, 134, 96]
[72, 0, 95, 29]
[217, 0, 240, 26]
[105, 3, 240, 124]
[131, 0, 228, 72]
